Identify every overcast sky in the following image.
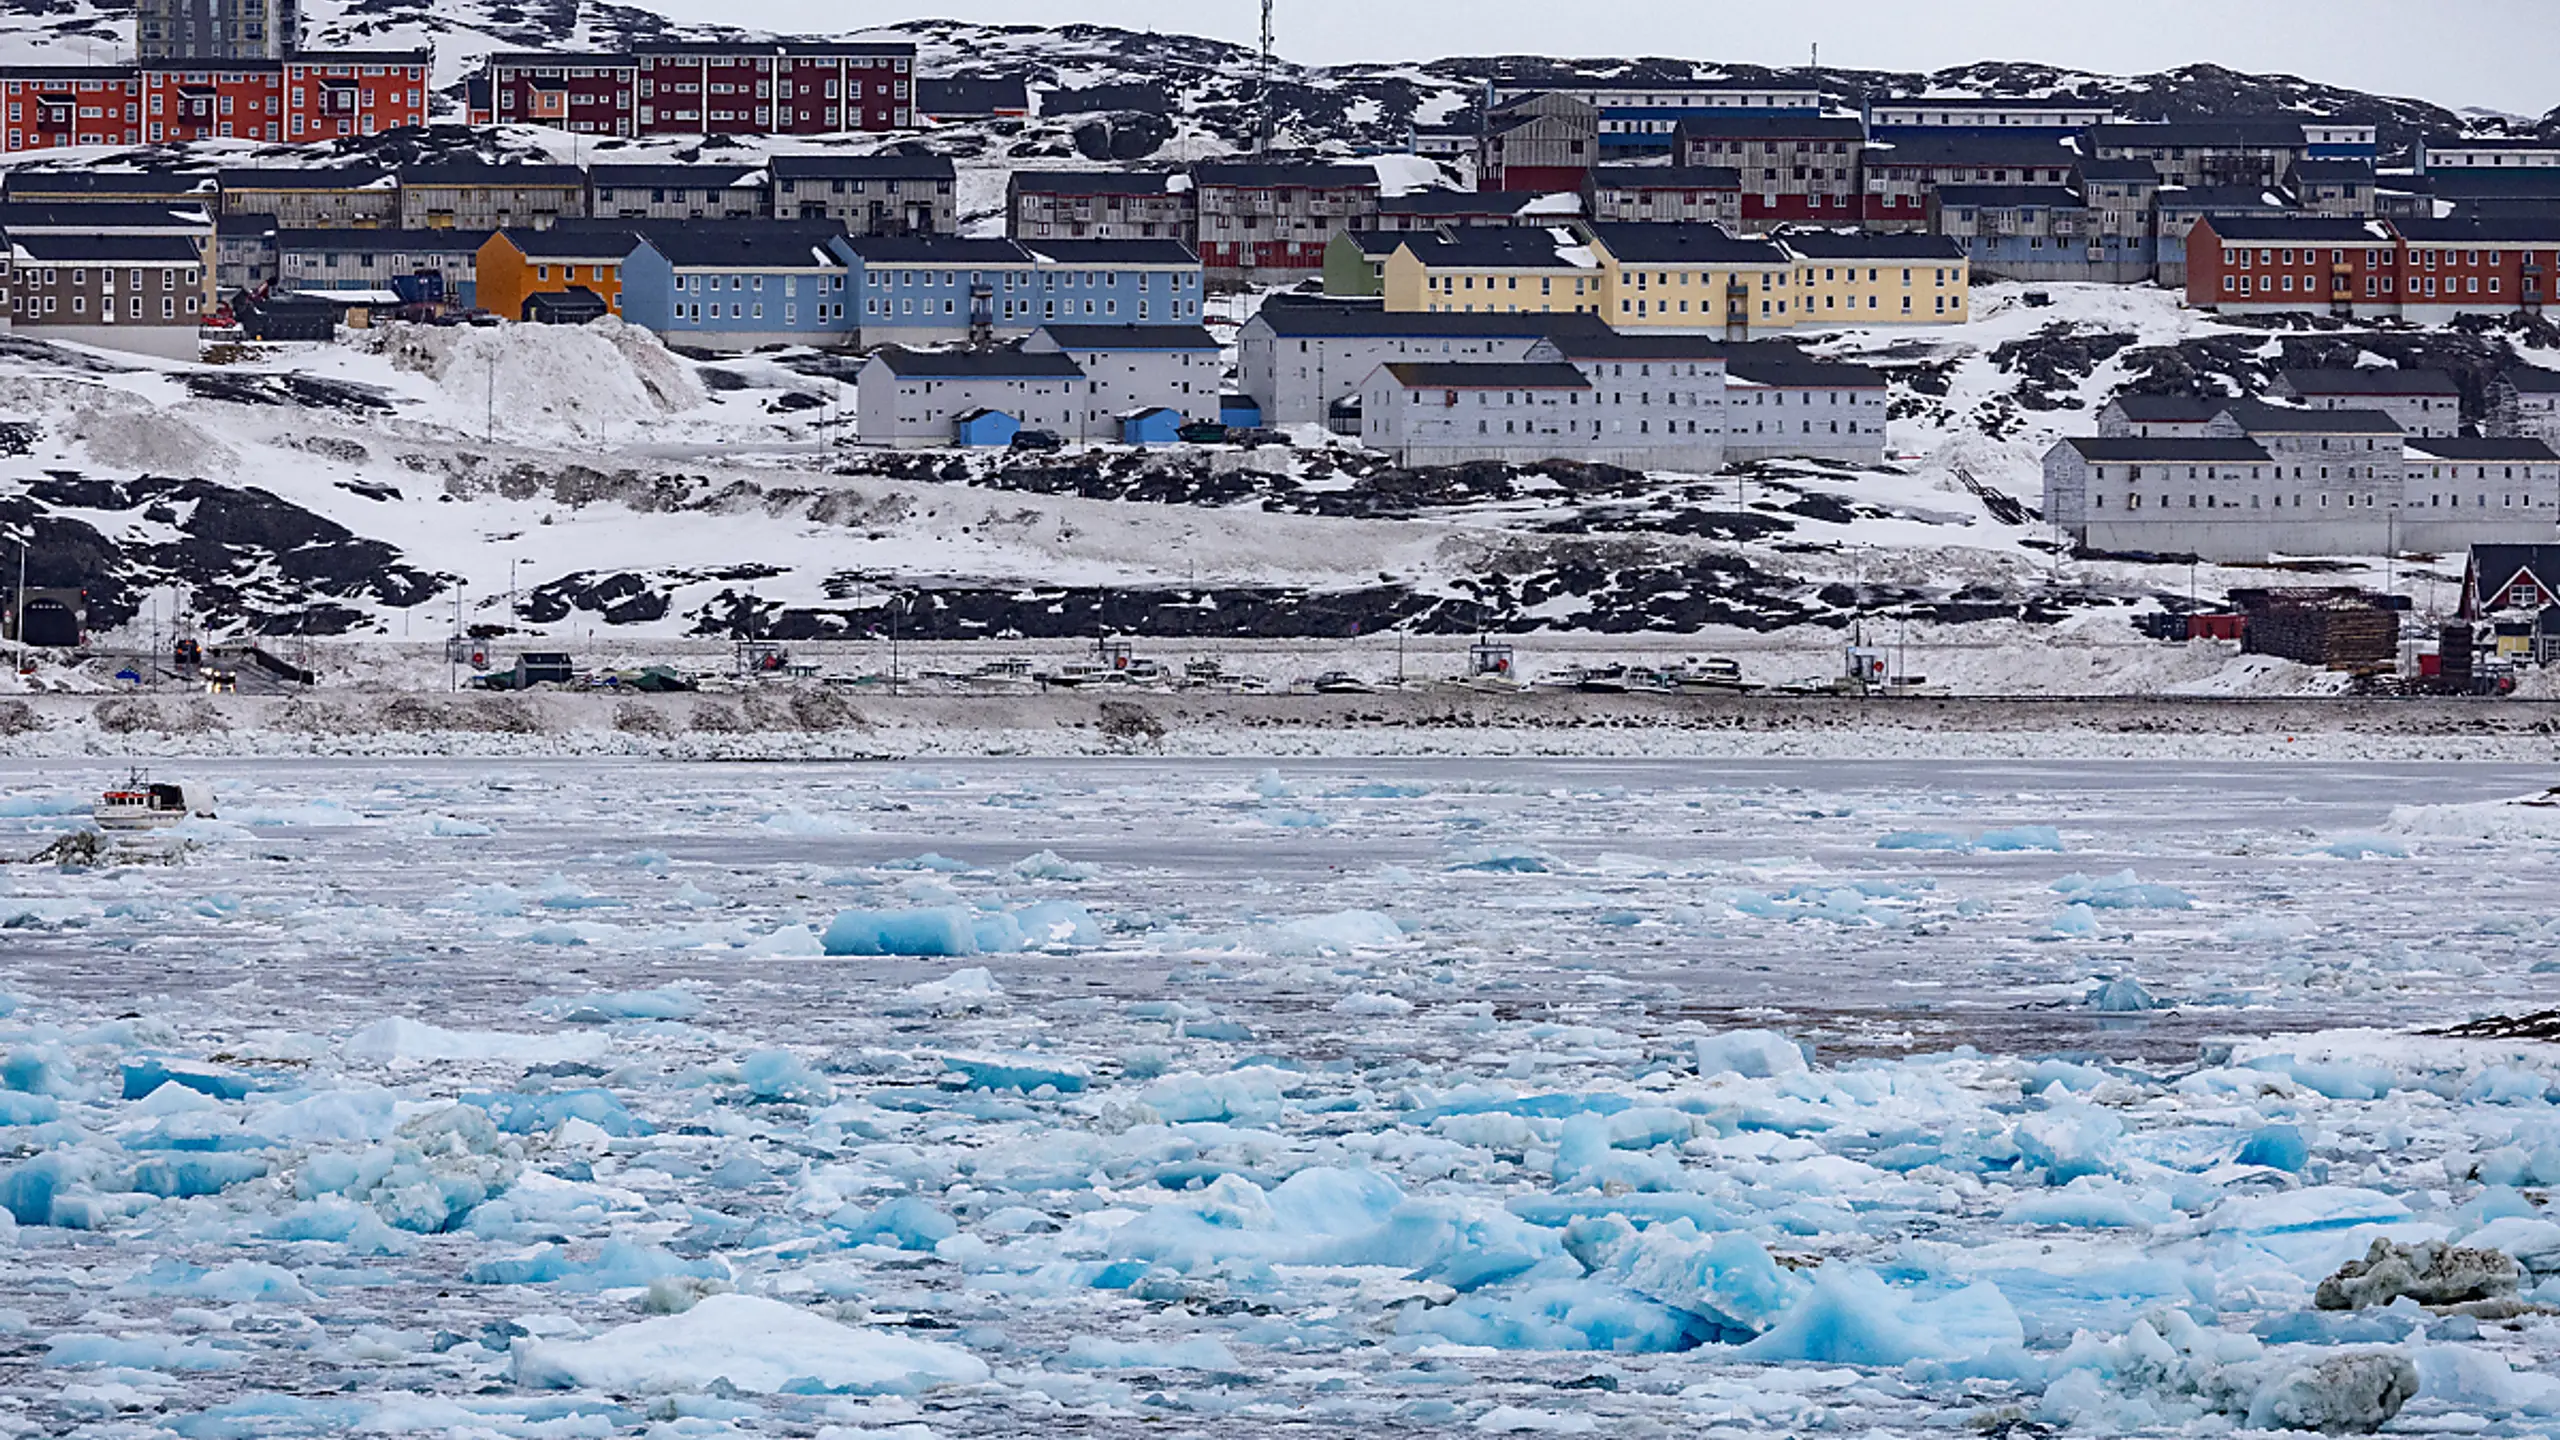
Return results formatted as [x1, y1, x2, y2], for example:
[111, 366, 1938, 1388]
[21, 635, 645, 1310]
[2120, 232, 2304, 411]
[861, 0, 2553, 117]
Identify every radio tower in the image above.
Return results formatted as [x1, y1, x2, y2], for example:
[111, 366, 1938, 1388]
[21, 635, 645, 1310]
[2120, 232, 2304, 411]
[1255, 0, 1276, 150]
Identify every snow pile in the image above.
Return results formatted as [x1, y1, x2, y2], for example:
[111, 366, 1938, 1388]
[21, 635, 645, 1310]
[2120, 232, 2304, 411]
[360, 317, 706, 439]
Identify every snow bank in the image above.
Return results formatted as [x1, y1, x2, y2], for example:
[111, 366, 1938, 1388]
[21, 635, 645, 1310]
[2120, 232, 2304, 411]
[510, 1293, 987, 1395]
[362, 317, 706, 441]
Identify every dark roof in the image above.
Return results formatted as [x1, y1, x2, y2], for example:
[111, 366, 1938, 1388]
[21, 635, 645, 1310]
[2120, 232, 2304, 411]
[1381, 362, 1592, 388]
[0, 201, 211, 230]
[2063, 437, 2275, 462]
[2289, 159, 2376, 183]
[284, 50, 431, 65]
[493, 226, 642, 260]
[2409, 437, 2560, 461]
[2075, 157, 2162, 183]
[1860, 134, 2078, 168]
[0, 64, 143, 80]
[485, 51, 636, 67]
[872, 348, 1084, 378]
[2089, 121, 2307, 149]
[636, 225, 849, 268]
[1191, 162, 1379, 190]
[633, 40, 911, 57]
[1778, 230, 1965, 261]
[2156, 185, 2295, 212]
[840, 235, 1027, 264]
[2105, 394, 2221, 422]
[1725, 348, 1885, 388]
[400, 161, 587, 187]
[1015, 238, 1200, 266]
[2219, 400, 2402, 435]
[1590, 166, 1742, 190]
[270, 228, 489, 254]
[1335, 230, 1405, 256]
[769, 154, 954, 182]
[2193, 215, 2391, 242]
[1380, 190, 1548, 215]
[1252, 303, 1614, 341]
[2397, 215, 2560, 243]
[1397, 230, 1581, 268]
[9, 233, 205, 262]
[2280, 368, 2458, 397]
[2467, 545, 2560, 600]
[2507, 367, 2560, 395]
[1008, 170, 1186, 197]
[1589, 223, 1788, 264]
[1872, 93, 2117, 112]
[217, 165, 393, 190]
[2, 170, 211, 198]
[1674, 114, 1865, 142]
[1546, 331, 1730, 361]
[1934, 185, 2084, 208]
[2415, 170, 2560, 201]
[1034, 323, 1221, 350]
[587, 163, 763, 189]
[916, 77, 1028, 114]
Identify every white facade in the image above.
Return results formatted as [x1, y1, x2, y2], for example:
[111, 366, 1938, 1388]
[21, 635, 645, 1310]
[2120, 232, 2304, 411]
[855, 353, 1083, 447]
[1238, 312, 1580, 426]
[1357, 358, 1725, 470]
[2398, 442, 2560, 554]
[1720, 375, 1888, 465]
[2043, 437, 2399, 559]
[1022, 325, 1222, 439]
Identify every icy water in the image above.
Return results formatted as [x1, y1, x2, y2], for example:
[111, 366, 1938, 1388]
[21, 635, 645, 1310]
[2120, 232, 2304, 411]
[0, 757, 2555, 1438]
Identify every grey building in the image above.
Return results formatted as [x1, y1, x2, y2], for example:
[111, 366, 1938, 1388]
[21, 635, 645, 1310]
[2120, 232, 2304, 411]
[3, 232, 208, 359]
[214, 215, 275, 293]
[2043, 436, 2296, 558]
[855, 347, 1083, 447]
[2084, 121, 2308, 190]
[216, 165, 397, 228]
[2492, 366, 2560, 446]
[2401, 437, 2560, 554]
[1022, 322, 1223, 437]
[2288, 159, 2377, 217]
[1586, 167, 1740, 228]
[3, 170, 216, 206]
[1007, 171, 1194, 242]
[2207, 401, 2405, 508]
[2098, 394, 2221, 438]
[1722, 348, 1888, 465]
[1237, 299, 1612, 426]
[1192, 162, 1381, 285]
[275, 228, 486, 306]
[770, 154, 953, 235]
[2270, 368, 2460, 438]
[397, 162, 587, 232]
[137, 0, 296, 61]
[587, 164, 766, 222]
[1359, 360, 1719, 469]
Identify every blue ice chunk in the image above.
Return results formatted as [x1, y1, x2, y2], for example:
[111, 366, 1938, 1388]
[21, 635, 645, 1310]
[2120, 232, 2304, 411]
[1613, 1221, 1805, 1336]
[121, 1061, 255, 1102]
[2014, 1103, 2123, 1183]
[2316, 834, 2406, 859]
[128, 1154, 267, 1198]
[0, 1092, 58, 1125]
[0, 1155, 68, 1224]
[549, 988, 702, 1022]
[469, 1239, 729, 1289]
[1509, 1193, 1743, 1231]
[116, 1259, 315, 1302]
[821, 906, 980, 957]
[2048, 905, 2102, 937]
[882, 852, 974, 872]
[1014, 900, 1099, 947]
[2050, 871, 2192, 910]
[48, 1332, 246, 1371]
[467, 1245, 574, 1285]
[2466, 1066, 2558, 1105]
[1448, 845, 1555, 873]
[1, 1047, 73, 1096]
[2252, 1309, 2409, 1345]
[168, 1394, 370, 1440]
[943, 1053, 1087, 1094]
[740, 1051, 835, 1104]
[2001, 1180, 2171, 1229]
[264, 1198, 408, 1254]
[1397, 1278, 1705, 1352]
[2246, 1054, 2395, 1100]
[1976, 826, 2065, 852]
[2084, 977, 2162, 1012]
[2237, 1124, 2310, 1173]
[1060, 1335, 1240, 1370]
[1738, 1267, 2023, 1365]
[970, 910, 1026, 952]
[468, 1088, 650, 1137]
[1877, 831, 1969, 852]
[831, 1195, 957, 1250]
[1695, 1030, 1809, 1078]
[1180, 1019, 1254, 1043]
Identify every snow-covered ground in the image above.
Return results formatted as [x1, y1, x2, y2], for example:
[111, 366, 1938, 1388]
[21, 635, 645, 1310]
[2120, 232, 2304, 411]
[0, 755, 2556, 1437]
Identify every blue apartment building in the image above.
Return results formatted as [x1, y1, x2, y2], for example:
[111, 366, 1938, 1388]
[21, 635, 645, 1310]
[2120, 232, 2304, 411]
[835, 234, 1204, 346]
[619, 221, 856, 350]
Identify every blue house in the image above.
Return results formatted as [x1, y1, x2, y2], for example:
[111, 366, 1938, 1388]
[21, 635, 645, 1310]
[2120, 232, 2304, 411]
[955, 408, 1022, 447]
[1119, 407, 1182, 445]
[619, 220, 856, 352]
[836, 234, 1205, 347]
[1221, 394, 1263, 429]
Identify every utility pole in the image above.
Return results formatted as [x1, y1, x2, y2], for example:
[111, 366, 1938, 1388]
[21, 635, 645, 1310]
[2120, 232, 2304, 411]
[1256, 0, 1276, 151]
[13, 538, 23, 675]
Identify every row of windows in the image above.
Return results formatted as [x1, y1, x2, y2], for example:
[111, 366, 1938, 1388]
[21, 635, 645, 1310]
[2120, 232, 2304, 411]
[2225, 272, 2522, 299]
[8, 293, 193, 317]
[2102, 491, 2380, 510]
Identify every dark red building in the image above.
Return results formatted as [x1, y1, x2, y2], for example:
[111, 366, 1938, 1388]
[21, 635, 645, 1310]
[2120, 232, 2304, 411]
[636, 42, 913, 136]
[485, 53, 639, 137]
[1675, 113, 1865, 225]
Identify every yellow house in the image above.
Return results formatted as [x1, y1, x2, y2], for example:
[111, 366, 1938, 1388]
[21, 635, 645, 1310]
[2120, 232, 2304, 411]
[1381, 229, 1604, 315]
[1780, 231, 1971, 324]
[1584, 222, 1796, 339]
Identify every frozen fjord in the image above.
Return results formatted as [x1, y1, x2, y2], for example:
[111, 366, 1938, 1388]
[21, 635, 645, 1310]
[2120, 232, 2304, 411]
[0, 757, 2555, 1438]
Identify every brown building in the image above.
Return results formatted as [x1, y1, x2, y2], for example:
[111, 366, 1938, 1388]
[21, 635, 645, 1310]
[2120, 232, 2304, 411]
[1191, 161, 1379, 284]
[1479, 93, 1598, 193]
[216, 164, 395, 227]
[1675, 113, 1865, 225]
[1586, 166, 1741, 227]
[1008, 171, 1194, 241]
[4, 232, 207, 358]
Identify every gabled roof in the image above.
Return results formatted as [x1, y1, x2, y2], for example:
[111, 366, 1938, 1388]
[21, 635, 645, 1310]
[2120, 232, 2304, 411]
[2088, 120, 2307, 149]
[0, 201, 212, 230]
[1859, 133, 2078, 168]
[2464, 544, 2560, 608]
[2156, 185, 2295, 212]
[1008, 170, 1186, 197]
[1191, 162, 1377, 190]
[400, 161, 587, 187]
[1778, 230, 1964, 261]
[1673, 114, 1864, 142]
[2397, 214, 2560, 244]
[1251, 301, 1613, 341]
[269, 227, 490, 254]
[1015, 238, 1200, 266]
[916, 76, 1028, 114]
[1380, 189, 1550, 215]
[2, 170, 212, 198]
[1381, 361, 1592, 388]
[2219, 400, 2402, 435]
[636, 224, 849, 269]
[2062, 436, 2274, 462]
[2410, 437, 2559, 461]
[2075, 157, 2162, 183]
[871, 348, 1084, 379]
[1587, 222, 1788, 264]
[1545, 331, 1729, 362]
[586, 163, 764, 190]
[2417, 170, 2560, 201]
[1934, 184, 2083, 208]
[493, 225, 642, 260]
[2280, 368, 2458, 397]
[1725, 349, 1885, 389]
[1335, 230, 1405, 257]
[1590, 166, 1744, 191]
[2105, 394, 2221, 422]
[2289, 159, 2376, 183]
[2193, 215, 2391, 243]
[2507, 367, 2560, 395]
[1397, 229, 1585, 269]
[769, 154, 954, 182]
[839, 235, 1027, 264]
[10, 233, 206, 262]
[217, 165, 394, 191]
[1032, 323, 1219, 350]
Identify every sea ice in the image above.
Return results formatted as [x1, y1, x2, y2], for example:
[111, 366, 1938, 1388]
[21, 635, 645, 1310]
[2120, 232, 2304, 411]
[510, 1293, 989, 1395]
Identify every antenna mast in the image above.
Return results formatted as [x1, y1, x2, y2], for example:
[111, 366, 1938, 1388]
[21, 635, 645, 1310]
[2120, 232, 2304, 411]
[1256, 0, 1275, 150]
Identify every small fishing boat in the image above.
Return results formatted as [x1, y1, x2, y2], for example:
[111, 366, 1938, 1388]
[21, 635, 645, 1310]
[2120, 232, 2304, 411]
[1673, 657, 1746, 692]
[1312, 671, 1374, 695]
[94, 774, 214, 830]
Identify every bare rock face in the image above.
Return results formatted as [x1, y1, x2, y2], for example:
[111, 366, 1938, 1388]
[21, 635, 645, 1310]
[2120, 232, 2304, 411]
[2245, 1351, 2421, 1435]
[2314, 1238, 2520, 1310]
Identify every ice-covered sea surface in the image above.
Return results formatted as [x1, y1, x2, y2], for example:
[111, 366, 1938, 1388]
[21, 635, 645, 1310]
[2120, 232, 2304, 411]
[2, 756, 2557, 1438]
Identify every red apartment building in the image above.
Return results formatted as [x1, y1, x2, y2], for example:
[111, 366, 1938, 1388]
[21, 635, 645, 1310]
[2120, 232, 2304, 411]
[2189, 214, 2558, 322]
[0, 52, 426, 153]
[1675, 113, 1865, 224]
[484, 41, 917, 139]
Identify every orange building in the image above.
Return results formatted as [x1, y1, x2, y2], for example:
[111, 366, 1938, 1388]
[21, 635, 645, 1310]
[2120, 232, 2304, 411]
[476, 225, 639, 320]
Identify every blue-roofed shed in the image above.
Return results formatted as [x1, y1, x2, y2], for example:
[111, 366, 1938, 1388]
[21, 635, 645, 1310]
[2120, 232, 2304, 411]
[1220, 393, 1263, 428]
[955, 407, 1022, 447]
[1119, 407, 1182, 446]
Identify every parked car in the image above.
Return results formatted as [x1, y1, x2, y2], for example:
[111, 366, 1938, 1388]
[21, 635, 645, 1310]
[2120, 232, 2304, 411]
[2021, 291, 2054, 308]
[1230, 427, 1291, 449]
[1008, 429, 1065, 453]
[1177, 420, 1228, 444]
